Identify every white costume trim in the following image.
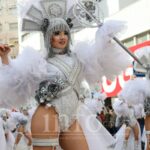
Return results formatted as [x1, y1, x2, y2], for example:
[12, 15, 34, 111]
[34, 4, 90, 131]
[77, 104, 116, 150]
[0, 118, 7, 150]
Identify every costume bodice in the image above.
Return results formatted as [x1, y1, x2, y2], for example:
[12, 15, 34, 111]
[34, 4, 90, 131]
[36, 53, 84, 131]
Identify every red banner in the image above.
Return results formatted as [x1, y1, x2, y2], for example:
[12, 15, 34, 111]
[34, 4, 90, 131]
[101, 40, 150, 97]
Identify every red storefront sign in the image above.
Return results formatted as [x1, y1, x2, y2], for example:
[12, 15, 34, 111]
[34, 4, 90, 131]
[101, 40, 150, 97]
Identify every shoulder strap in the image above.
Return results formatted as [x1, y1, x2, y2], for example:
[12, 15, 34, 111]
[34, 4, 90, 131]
[48, 54, 82, 85]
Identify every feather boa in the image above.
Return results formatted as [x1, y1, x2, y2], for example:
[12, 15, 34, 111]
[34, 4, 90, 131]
[0, 47, 48, 108]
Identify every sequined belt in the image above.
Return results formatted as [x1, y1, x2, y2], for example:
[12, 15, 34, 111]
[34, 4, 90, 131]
[35, 80, 79, 105]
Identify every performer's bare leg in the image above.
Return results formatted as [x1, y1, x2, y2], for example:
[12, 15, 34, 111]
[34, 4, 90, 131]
[124, 126, 131, 148]
[124, 126, 131, 140]
[133, 123, 140, 149]
[60, 120, 89, 150]
[145, 116, 150, 150]
[132, 123, 139, 141]
[31, 106, 59, 150]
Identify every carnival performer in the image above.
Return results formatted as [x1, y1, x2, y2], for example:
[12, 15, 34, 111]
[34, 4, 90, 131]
[0, 109, 15, 150]
[117, 45, 150, 150]
[5, 111, 32, 150]
[119, 78, 150, 150]
[113, 99, 143, 150]
[0, 0, 131, 150]
[20, 106, 35, 133]
[13, 118, 32, 150]
[0, 117, 7, 150]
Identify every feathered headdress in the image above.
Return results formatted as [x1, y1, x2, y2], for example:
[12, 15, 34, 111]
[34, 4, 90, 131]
[18, 0, 70, 32]
[17, 0, 102, 57]
[133, 46, 150, 75]
[18, 0, 73, 57]
[17, 0, 103, 32]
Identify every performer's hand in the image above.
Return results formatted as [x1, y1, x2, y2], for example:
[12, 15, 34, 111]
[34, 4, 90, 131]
[0, 44, 11, 64]
[0, 44, 11, 58]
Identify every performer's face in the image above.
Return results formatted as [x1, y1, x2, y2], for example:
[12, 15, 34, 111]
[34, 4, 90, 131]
[51, 31, 69, 51]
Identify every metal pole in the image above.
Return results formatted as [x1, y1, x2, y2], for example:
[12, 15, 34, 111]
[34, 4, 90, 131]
[75, 0, 147, 70]
[113, 37, 147, 70]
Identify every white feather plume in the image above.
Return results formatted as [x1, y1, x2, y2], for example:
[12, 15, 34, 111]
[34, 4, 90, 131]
[84, 92, 106, 114]
[133, 104, 145, 118]
[74, 20, 132, 84]
[0, 47, 48, 108]
[119, 78, 150, 105]
[112, 98, 129, 117]
[134, 46, 150, 73]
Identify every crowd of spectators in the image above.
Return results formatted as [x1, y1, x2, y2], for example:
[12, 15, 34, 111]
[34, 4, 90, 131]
[97, 106, 117, 136]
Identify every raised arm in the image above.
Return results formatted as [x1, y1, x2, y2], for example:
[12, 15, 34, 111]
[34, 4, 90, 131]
[74, 20, 132, 84]
[0, 44, 11, 65]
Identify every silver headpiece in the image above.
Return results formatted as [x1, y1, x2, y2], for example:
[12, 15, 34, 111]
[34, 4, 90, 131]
[19, 0, 103, 31]
[20, 0, 69, 31]
[18, 0, 103, 56]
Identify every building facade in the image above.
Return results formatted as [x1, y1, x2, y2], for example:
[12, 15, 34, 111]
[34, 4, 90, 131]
[0, 0, 18, 58]
[101, 0, 150, 47]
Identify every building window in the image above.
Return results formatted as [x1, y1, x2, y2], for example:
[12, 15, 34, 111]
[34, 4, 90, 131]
[123, 37, 134, 47]
[0, 1, 1, 6]
[9, 23, 18, 31]
[148, 32, 150, 40]
[9, 6, 17, 15]
[122, 31, 150, 47]
[0, 23, 2, 31]
[0, 8, 2, 15]
[0, 39, 3, 44]
[136, 32, 148, 44]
